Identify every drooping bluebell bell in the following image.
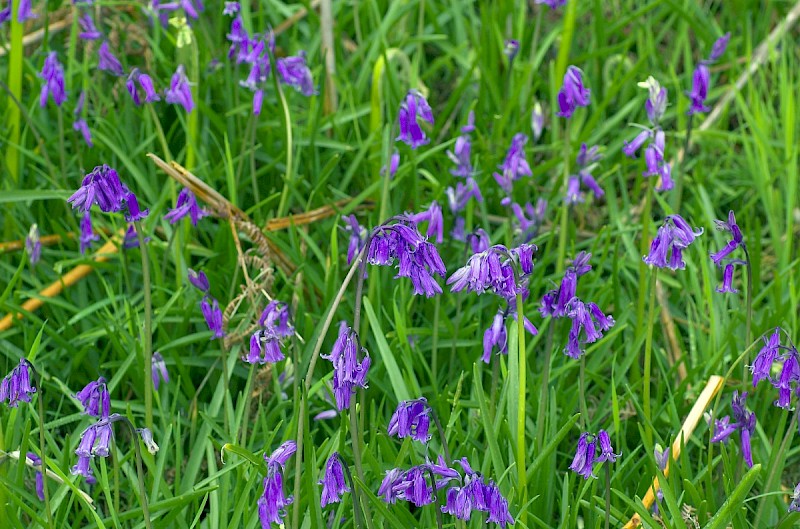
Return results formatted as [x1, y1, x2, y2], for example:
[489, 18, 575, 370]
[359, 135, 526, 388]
[17, 0, 36, 21]
[448, 114, 474, 177]
[126, 69, 161, 105]
[448, 243, 536, 300]
[563, 298, 614, 359]
[388, 398, 432, 443]
[0, 358, 37, 407]
[226, 16, 250, 62]
[446, 177, 483, 214]
[569, 430, 617, 479]
[468, 229, 491, 253]
[0, 6, 10, 24]
[98, 41, 124, 76]
[75, 377, 110, 418]
[246, 329, 284, 364]
[483, 311, 508, 363]
[122, 224, 147, 249]
[223, 1, 239, 15]
[773, 349, 799, 410]
[200, 296, 225, 339]
[79, 213, 99, 254]
[686, 34, 729, 116]
[152, 352, 169, 390]
[385, 458, 459, 508]
[258, 441, 296, 527]
[366, 218, 447, 297]
[165, 65, 194, 113]
[710, 391, 756, 467]
[39, 52, 66, 108]
[496, 133, 531, 185]
[73, 91, 93, 147]
[341, 214, 367, 265]
[277, 52, 316, 96]
[557, 66, 590, 118]
[531, 101, 545, 141]
[381, 151, 400, 179]
[711, 210, 744, 264]
[179, 0, 202, 19]
[164, 188, 208, 225]
[409, 201, 444, 244]
[643, 215, 703, 270]
[187, 268, 210, 292]
[78, 14, 102, 40]
[540, 252, 591, 318]
[566, 143, 604, 204]
[26, 452, 45, 501]
[511, 199, 546, 241]
[623, 77, 673, 190]
[258, 301, 294, 337]
[25, 224, 41, 266]
[439, 458, 514, 527]
[68, 165, 127, 213]
[707, 33, 731, 63]
[136, 427, 160, 454]
[396, 89, 434, 149]
[749, 328, 781, 387]
[319, 452, 350, 507]
[535, 0, 566, 9]
[124, 192, 149, 222]
[321, 322, 370, 410]
[504, 39, 520, 63]
[72, 414, 116, 480]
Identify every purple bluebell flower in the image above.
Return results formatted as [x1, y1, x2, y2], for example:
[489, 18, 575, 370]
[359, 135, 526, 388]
[126, 69, 161, 105]
[446, 177, 483, 214]
[187, 268, 210, 292]
[165, 65, 194, 113]
[122, 224, 148, 249]
[535, 0, 566, 8]
[124, 192, 149, 222]
[75, 377, 110, 418]
[448, 135, 473, 178]
[25, 224, 41, 266]
[540, 252, 591, 318]
[396, 90, 434, 149]
[367, 218, 446, 297]
[448, 243, 535, 300]
[17, 0, 36, 21]
[388, 398, 432, 443]
[98, 41, 124, 76]
[711, 391, 756, 467]
[569, 433, 597, 479]
[504, 39, 520, 62]
[277, 52, 315, 96]
[531, 102, 545, 141]
[321, 323, 370, 410]
[468, 229, 491, 253]
[1, 358, 37, 407]
[259, 441, 296, 526]
[773, 351, 800, 410]
[557, 66, 590, 118]
[226, 16, 250, 62]
[594, 430, 619, 463]
[78, 14, 102, 40]
[0, 7, 11, 24]
[567, 143, 604, 203]
[180, 0, 202, 18]
[716, 263, 738, 293]
[409, 202, 444, 244]
[152, 352, 169, 390]
[483, 311, 508, 363]
[563, 299, 614, 358]
[164, 188, 208, 225]
[258, 301, 294, 337]
[484, 481, 514, 527]
[711, 210, 745, 293]
[512, 199, 546, 241]
[707, 33, 731, 63]
[26, 452, 45, 501]
[39, 52, 66, 107]
[223, 1, 239, 15]
[68, 165, 128, 213]
[245, 329, 284, 364]
[749, 328, 781, 387]
[71, 415, 116, 479]
[79, 213, 99, 254]
[497, 133, 532, 183]
[686, 63, 710, 115]
[73, 91, 93, 147]
[341, 215, 367, 265]
[200, 296, 225, 339]
[654, 444, 669, 471]
[790, 482, 800, 513]
[319, 453, 350, 507]
[136, 427, 159, 454]
[381, 151, 400, 179]
[643, 215, 703, 270]
[622, 129, 651, 158]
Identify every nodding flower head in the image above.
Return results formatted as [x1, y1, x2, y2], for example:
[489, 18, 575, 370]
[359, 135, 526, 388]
[321, 323, 370, 410]
[200, 296, 225, 339]
[258, 441, 296, 526]
[39, 52, 66, 108]
[498, 133, 531, 182]
[187, 268, 210, 292]
[643, 215, 703, 270]
[76, 377, 111, 418]
[557, 66, 590, 118]
[277, 51, 316, 96]
[258, 300, 294, 338]
[409, 202, 444, 244]
[396, 90, 434, 149]
[707, 32, 731, 63]
[686, 63, 710, 115]
[152, 352, 169, 390]
[1, 358, 37, 408]
[319, 452, 350, 507]
[341, 214, 368, 265]
[447, 243, 536, 300]
[388, 398, 433, 443]
[68, 165, 128, 214]
[164, 188, 208, 226]
[165, 65, 194, 113]
[98, 41, 124, 76]
[710, 391, 757, 467]
[569, 430, 618, 479]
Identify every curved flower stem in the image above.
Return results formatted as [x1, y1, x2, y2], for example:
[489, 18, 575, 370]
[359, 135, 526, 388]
[515, 292, 528, 527]
[635, 182, 654, 383]
[339, 457, 364, 529]
[743, 245, 753, 350]
[33, 368, 54, 529]
[292, 251, 364, 529]
[643, 268, 658, 447]
[347, 402, 374, 529]
[424, 466, 444, 529]
[112, 416, 152, 529]
[135, 222, 154, 431]
[430, 409, 452, 464]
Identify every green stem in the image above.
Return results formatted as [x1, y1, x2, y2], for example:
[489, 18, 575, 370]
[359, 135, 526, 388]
[147, 105, 172, 160]
[116, 417, 153, 529]
[671, 113, 693, 213]
[642, 267, 657, 447]
[431, 295, 440, 386]
[35, 372, 54, 529]
[754, 408, 798, 527]
[556, 130, 571, 276]
[135, 222, 154, 431]
[6, 13, 23, 182]
[275, 80, 294, 218]
[338, 457, 364, 529]
[604, 463, 611, 529]
[425, 466, 444, 529]
[634, 182, 654, 383]
[743, 245, 753, 350]
[515, 293, 528, 526]
[536, 322, 555, 453]
[348, 401, 374, 529]
[579, 356, 588, 430]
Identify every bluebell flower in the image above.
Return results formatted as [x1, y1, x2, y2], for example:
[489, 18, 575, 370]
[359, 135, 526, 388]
[687, 63, 710, 115]
[39, 52, 66, 107]
[483, 311, 508, 363]
[164, 188, 208, 225]
[98, 41, 124, 76]
[0, 358, 37, 407]
[707, 32, 731, 63]
[75, 377, 110, 418]
[187, 268, 210, 292]
[0, 7, 11, 24]
[504, 39, 519, 62]
[563, 299, 614, 359]
[258, 441, 296, 527]
[26, 452, 45, 501]
[223, 1, 239, 15]
[277, 52, 316, 96]
[448, 134, 473, 177]
[73, 91, 93, 147]
[409, 201, 444, 244]
[381, 151, 400, 179]
[378, 468, 405, 504]
[25, 224, 41, 266]
[136, 427, 160, 455]
[535, 0, 566, 8]
[396, 90, 434, 149]
[446, 177, 483, 214]
[388, 398, 432, 443]
[165, 65, 194, 113]
[540, 252, 591, 318]
[511, 199, 546, 241]
[643, 215, 703, 270]
[790, 482, 800, 513]
[569, 430, 617, 479]
[711, 391, 756, 467]
[448, 243, 536, 300]
[319, 452, 350, 507]
[258, 301, 294, 337]
[72, 415, 117, 480]
[127, 69, 161, 105]
[124, 192, 149, 222]
[468, 229, 491, 253]
[78, 14, 102, 40]
[341, 215, 367, 265]
[497, 133, 531, 183]
[773, 351, 799, 410]
[200, 296, 225, 339]
[566, 143, 604, 203]
[17, 0, 36, 22]
[321, 323, 370, 410]
[531, 101, 545, 141]
[79, 213, 99, 254]
[152, 352, 169, 390]
[557, 66, 590, 118]
[68, 165, 128, 213]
